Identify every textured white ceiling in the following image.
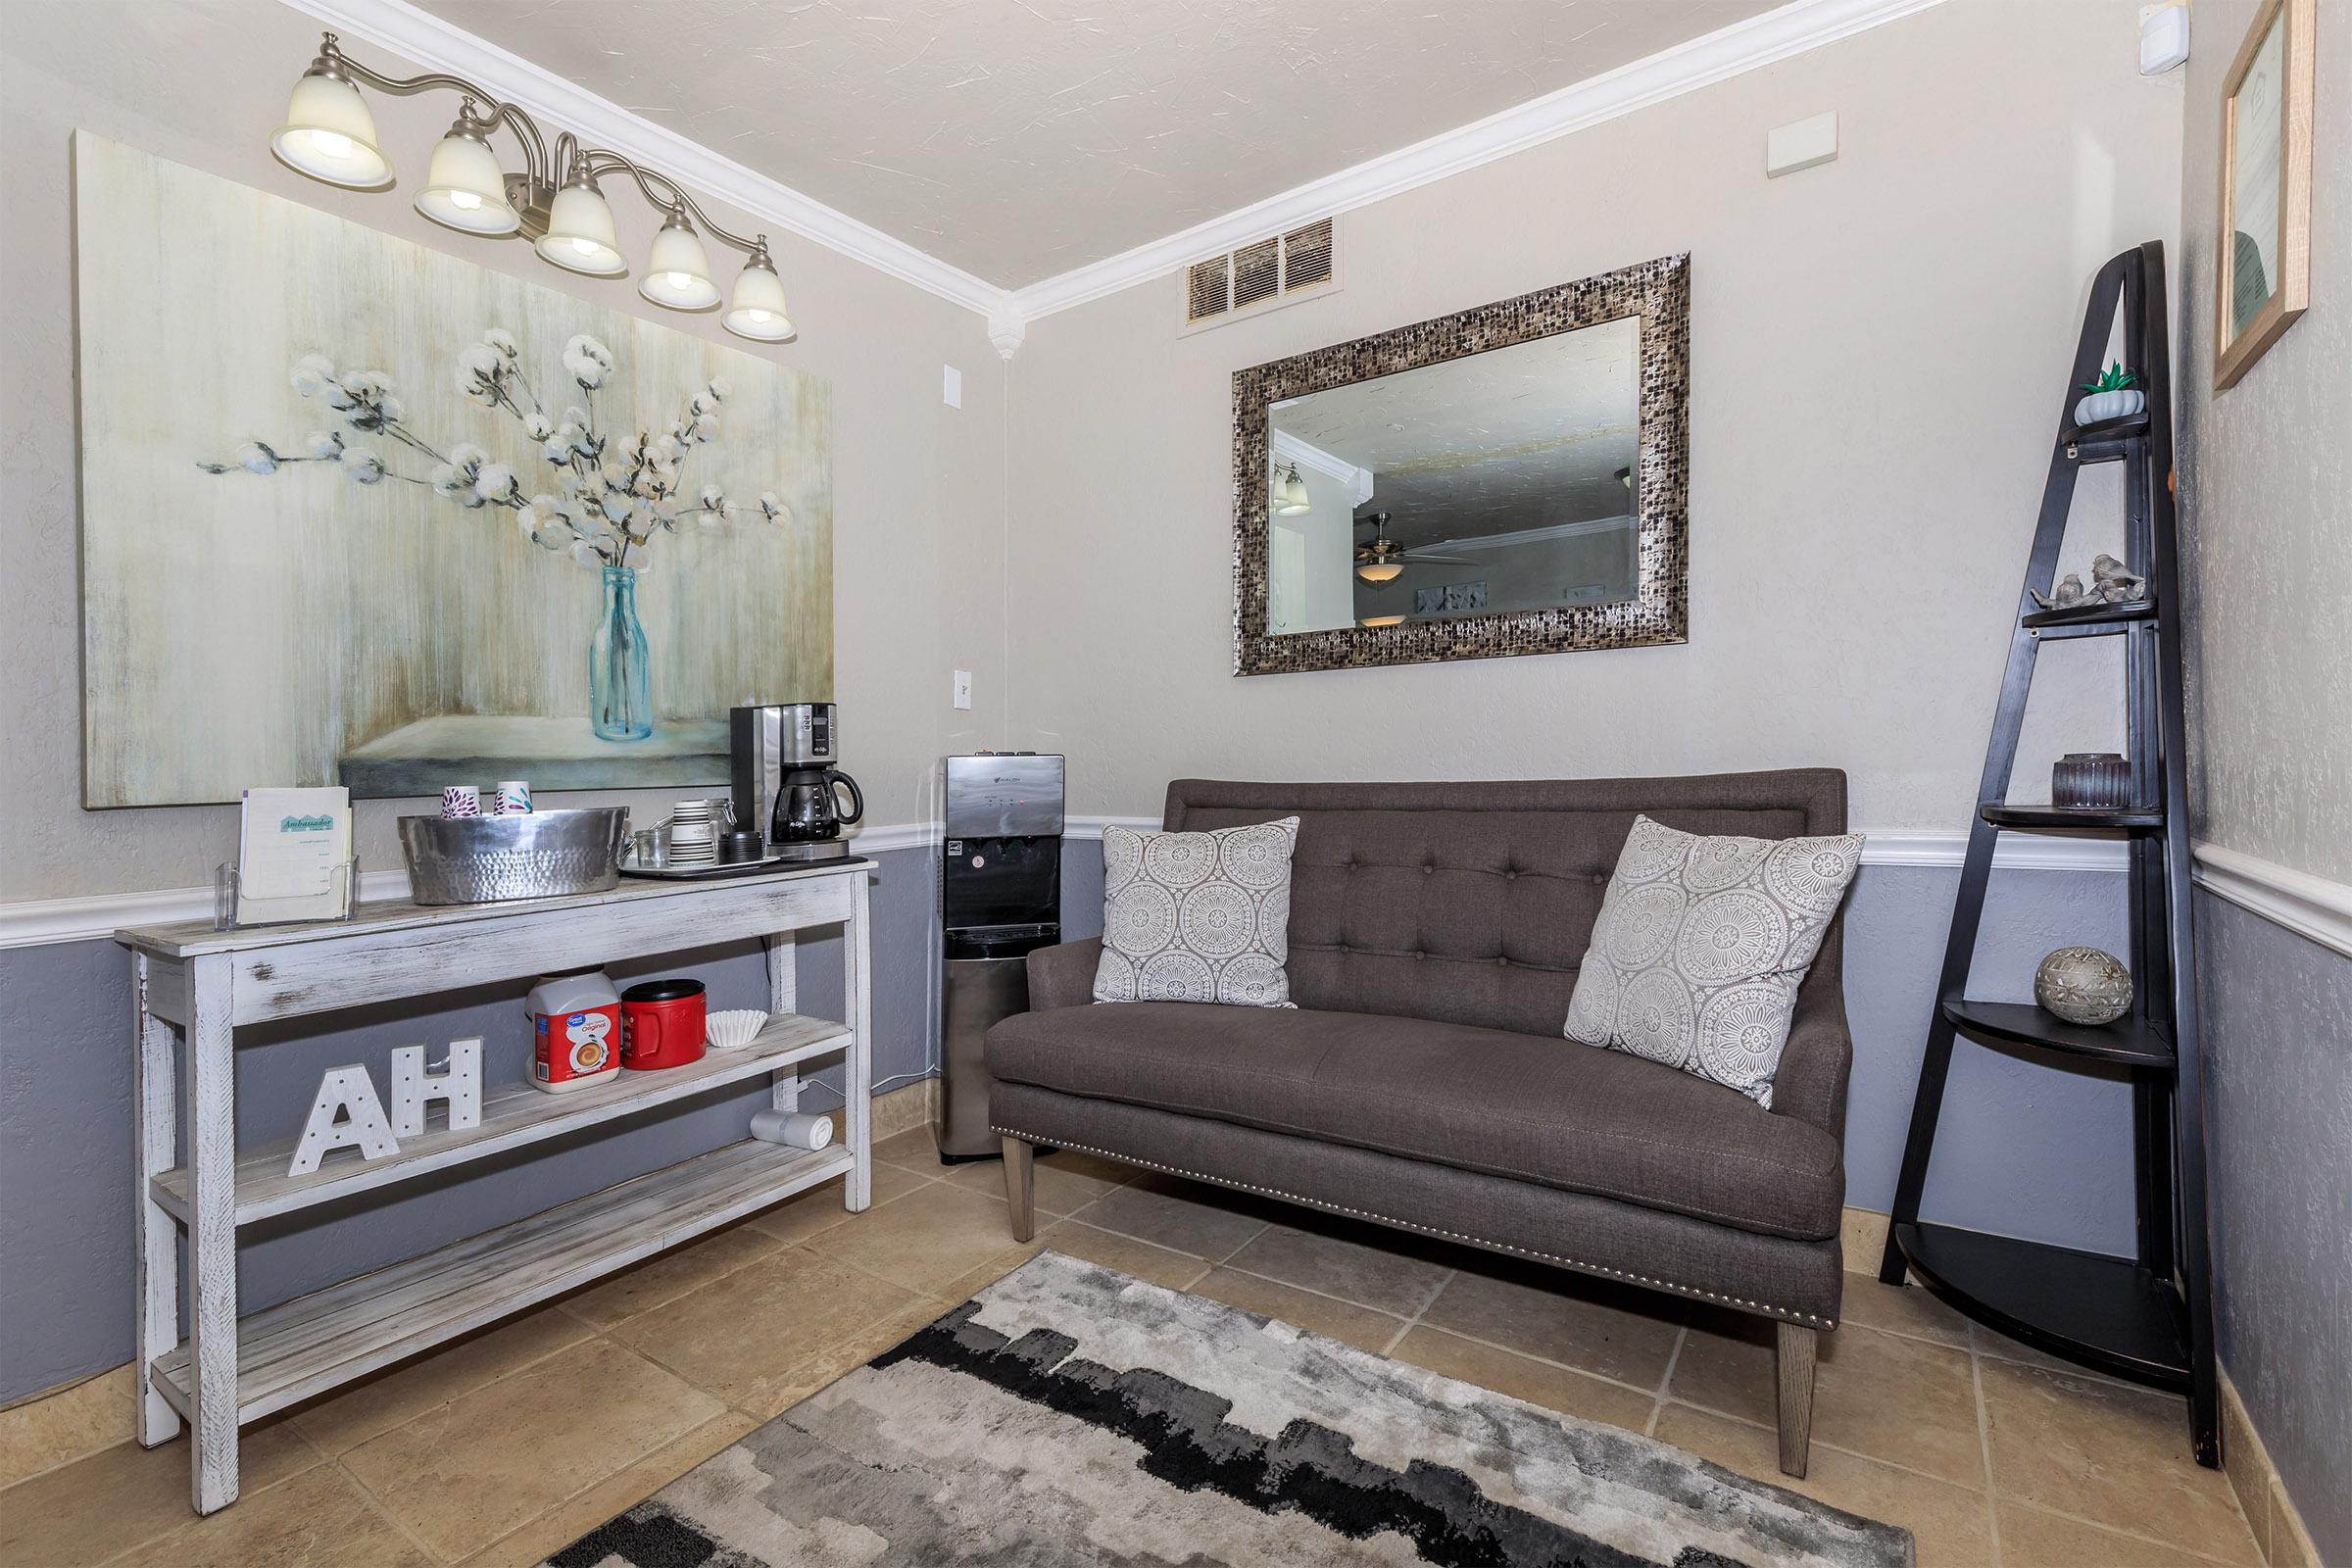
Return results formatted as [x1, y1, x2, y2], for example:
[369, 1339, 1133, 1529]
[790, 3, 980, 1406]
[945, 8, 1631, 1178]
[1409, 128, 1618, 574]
[410, 0, 1778, 288]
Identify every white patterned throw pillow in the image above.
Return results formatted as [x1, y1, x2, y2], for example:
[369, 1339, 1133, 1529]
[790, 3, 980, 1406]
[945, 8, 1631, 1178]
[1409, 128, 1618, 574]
[1564, 815, 1863, 1107]
[1093, 817, 1300, 1007]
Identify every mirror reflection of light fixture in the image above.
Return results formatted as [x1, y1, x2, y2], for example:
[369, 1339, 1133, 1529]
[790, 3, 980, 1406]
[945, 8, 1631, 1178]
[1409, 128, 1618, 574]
[415, 103, 520, 234]
[1616, 466, 1633, 494]
[1355, 560, 1403, 583]
[1359, 613, 1405, 627]
[1272, 462, 1311, 515]
[267, 30, 798, 343]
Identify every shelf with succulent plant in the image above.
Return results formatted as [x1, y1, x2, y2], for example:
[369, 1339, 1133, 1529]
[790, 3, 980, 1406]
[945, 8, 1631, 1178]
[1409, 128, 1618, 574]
[201, 329, 788, 743]
[2071, 360, 2147, 426]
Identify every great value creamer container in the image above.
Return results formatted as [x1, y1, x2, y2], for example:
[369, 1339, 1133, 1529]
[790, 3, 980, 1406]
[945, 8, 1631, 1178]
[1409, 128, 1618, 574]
[526, 970, 621, 1094]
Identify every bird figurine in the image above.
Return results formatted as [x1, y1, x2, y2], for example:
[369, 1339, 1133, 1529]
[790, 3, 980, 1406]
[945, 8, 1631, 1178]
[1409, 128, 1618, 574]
[2089, 553, 2148, 604]
[2032, 572, 2097, 612]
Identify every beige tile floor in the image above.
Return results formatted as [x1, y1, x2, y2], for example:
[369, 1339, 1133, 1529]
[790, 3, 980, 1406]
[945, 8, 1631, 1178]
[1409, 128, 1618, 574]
[0, 1127, 2261, 1568]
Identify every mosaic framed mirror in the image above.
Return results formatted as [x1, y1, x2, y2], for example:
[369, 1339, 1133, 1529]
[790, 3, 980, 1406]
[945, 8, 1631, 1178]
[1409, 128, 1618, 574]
[1232, 253, 1689, 676]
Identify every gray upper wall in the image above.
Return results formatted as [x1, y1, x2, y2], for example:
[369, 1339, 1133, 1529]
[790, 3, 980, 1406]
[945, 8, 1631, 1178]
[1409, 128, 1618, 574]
[2176, 0, 2352, 886]
[2174, 5, 2352, 1561]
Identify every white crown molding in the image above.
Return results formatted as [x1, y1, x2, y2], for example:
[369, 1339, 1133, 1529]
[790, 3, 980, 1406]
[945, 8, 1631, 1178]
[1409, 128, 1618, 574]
[10, 822, 2346, 954]
[281, 0, 1945, 338]
[2192, 841, 2352, 960]
[276, 0, 1007, 318]
[1005, 0, 1947, 322]
[1270, 431, 1375, 505]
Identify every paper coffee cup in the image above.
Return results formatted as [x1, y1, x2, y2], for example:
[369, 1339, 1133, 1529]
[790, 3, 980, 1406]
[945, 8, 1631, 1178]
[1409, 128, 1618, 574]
[442, 785, 481, 819]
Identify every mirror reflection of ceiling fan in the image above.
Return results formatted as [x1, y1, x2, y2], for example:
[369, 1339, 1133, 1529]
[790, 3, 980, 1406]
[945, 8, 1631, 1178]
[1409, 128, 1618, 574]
[1353, 512, 1478, 582]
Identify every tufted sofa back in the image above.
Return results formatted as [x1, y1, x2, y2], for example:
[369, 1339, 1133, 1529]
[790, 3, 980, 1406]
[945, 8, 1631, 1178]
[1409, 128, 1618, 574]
[1164, 771, 1849, 1040]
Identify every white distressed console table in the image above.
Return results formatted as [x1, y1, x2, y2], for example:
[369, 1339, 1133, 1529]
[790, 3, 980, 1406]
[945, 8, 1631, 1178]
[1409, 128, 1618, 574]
[117, 858, 874, 1514]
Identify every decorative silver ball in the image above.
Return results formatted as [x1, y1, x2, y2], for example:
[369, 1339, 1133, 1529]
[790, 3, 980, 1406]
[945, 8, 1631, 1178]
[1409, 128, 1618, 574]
[2034, 946, 2132, 1026]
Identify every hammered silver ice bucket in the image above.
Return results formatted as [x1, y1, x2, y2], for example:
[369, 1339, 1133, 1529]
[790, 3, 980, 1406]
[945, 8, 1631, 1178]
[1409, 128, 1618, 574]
[398, 808, 630, 905]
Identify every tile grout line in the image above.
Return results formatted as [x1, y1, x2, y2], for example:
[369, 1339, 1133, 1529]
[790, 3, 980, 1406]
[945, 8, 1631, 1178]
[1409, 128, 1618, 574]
[1375, 1266, 1457, 1357]
[331, 1450, 454, 1566]
[1970, 1320, 2003, 1568]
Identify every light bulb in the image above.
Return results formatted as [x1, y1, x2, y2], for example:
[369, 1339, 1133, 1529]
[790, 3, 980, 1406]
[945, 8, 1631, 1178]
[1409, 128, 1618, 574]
[666, 270, 692, 288]
[310, 129, 354, 159]
[450, 189, 482, 211]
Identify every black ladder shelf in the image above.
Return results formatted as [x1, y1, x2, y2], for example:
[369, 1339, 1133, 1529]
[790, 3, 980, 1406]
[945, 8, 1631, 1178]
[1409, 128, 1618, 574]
[1879, 241, 2217, 1467]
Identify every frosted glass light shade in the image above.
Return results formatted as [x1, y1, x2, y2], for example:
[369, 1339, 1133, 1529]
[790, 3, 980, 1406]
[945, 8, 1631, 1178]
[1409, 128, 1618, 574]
[415, 127, 518, 235]
[535, 182, 626, 275]
[1359, 614, 1405, 627]
[272, 72, 390, 188]
[639, 222, 720, 310]
[724, 252, 794, 341]
[1355, 560, 1403, 583]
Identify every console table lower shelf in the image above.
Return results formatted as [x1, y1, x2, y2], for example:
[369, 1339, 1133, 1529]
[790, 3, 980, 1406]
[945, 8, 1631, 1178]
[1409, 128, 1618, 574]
[148, 1139, 853, 1426]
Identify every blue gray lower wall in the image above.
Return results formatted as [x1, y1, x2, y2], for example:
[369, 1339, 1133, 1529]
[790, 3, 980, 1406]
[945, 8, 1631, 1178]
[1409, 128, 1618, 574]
[0, 846, 939, 1405]
[2197, 890, 2351, 1565]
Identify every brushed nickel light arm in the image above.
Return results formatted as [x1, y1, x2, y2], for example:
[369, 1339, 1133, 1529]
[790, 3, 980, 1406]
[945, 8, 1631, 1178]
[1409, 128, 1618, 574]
[270, 30, 793, 341]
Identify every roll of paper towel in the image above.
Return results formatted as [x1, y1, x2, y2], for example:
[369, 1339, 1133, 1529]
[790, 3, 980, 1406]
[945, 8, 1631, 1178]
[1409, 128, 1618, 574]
[749, 1109, 834, 1151]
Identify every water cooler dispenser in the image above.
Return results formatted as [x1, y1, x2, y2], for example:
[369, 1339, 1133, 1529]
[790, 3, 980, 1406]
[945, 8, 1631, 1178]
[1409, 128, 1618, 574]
[936, 753, 1065, 1162]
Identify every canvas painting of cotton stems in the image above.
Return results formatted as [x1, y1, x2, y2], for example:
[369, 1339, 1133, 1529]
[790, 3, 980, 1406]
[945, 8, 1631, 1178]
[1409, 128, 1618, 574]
[74, 132, 832, 808]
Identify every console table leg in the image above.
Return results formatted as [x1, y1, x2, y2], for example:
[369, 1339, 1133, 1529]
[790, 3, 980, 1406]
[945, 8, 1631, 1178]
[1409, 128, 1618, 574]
[187, 956, 239, 1514]
[131, 954, 182, 1446]
[765, 931, 800, 1117]
[844, 872, 872, 1211]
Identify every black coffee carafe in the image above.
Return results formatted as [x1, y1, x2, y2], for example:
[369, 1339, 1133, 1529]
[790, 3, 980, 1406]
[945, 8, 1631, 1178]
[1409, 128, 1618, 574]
[773, 764, 863, 842]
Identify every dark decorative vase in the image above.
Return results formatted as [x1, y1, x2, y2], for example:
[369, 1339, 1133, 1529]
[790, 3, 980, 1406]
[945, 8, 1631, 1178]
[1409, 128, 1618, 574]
[2052, 752, 2130, 808]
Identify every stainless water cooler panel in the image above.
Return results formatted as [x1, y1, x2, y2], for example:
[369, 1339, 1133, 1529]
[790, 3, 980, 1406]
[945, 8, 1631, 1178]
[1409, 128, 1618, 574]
[939, 956, 1027, 1160]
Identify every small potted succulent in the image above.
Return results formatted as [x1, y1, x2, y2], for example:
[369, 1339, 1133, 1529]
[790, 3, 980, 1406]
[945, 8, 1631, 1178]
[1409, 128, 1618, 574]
[2074, 361, 2147, 426]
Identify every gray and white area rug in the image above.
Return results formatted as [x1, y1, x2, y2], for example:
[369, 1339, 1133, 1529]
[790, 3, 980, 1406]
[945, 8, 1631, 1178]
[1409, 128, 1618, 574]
[545, 1250, 1911, 1567]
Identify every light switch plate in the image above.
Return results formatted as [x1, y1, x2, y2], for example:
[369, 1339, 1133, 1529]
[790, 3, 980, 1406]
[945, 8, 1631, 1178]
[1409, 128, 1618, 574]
[943, 365, 962, 408]
[952, 669, 972, 710]
[1766, 111, 1838, 177]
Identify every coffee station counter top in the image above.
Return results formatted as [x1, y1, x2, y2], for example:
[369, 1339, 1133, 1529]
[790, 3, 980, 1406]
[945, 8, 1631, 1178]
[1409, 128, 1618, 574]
[119, 855, 877, 959]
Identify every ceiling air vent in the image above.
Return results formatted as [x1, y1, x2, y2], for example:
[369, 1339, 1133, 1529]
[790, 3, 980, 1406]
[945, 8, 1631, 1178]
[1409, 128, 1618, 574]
[1282, 219, 1333, 291]
[1179, 216, 1341, 334]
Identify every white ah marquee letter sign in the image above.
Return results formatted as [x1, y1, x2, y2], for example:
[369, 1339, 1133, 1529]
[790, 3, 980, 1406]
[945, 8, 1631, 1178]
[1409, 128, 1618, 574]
[391, 1037, 482, 1137]
[288, 1065, 401, 1176]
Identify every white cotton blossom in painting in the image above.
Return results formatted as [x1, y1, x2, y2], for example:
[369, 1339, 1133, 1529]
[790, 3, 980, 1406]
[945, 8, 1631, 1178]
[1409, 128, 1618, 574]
[201, 330, 788, 571]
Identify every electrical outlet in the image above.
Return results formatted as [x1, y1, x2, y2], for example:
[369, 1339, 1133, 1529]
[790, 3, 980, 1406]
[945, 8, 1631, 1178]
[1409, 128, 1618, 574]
[953, 669, 972, 710]
[943, 365, 962, 408]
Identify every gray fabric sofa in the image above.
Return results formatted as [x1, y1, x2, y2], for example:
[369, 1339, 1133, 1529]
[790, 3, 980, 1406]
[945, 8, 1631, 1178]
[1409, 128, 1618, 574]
[985, 770, 1852, 1476]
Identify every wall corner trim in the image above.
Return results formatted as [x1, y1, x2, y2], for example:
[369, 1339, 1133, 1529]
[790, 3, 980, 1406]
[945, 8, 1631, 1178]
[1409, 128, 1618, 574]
[2191, 841, 2352, 960]
[1004, 0, 1948, 321]
[278, 0, 1009, 318]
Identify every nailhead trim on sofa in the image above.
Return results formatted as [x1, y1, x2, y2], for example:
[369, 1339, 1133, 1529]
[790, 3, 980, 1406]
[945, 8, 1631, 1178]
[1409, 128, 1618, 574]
[993, 1125, 1838, 1330]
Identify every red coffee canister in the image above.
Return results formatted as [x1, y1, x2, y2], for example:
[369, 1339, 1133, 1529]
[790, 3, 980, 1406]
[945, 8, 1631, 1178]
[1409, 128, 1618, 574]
[620, 979, 707, 1071]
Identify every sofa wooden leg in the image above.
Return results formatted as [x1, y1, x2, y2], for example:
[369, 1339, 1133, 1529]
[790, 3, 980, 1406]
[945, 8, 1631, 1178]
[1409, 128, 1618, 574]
[1775, 1321, 1819, 1478]
[1002, 1136, 1035, 1243]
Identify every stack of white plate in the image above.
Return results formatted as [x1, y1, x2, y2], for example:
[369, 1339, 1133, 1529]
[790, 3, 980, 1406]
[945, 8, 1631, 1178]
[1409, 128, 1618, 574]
[667, 799, 719, 865]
